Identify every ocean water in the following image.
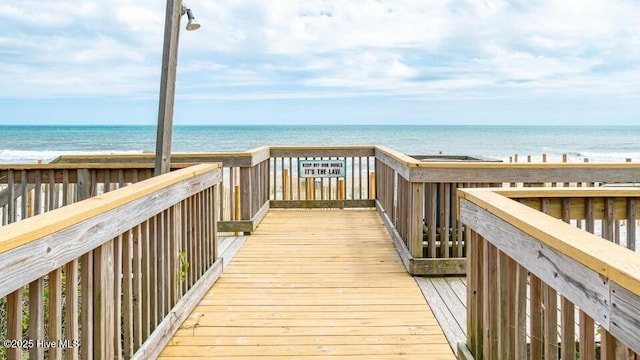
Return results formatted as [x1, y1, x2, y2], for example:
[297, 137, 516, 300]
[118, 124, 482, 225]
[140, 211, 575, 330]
[1, 125, 640, 164]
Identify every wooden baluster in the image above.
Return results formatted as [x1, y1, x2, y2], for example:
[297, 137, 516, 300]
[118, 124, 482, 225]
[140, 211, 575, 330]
[113, 235, 123, 358]
[30, 277, 45, 359]
[133, 223, 143, 351]
[240, 167, 251, 220]
[540, 198, 559, 360]
[94, 241, 115, 360]
[483, 241, 499, 359]
[149, 215, 158, 330]
[514, 262, 527, 359]
[628, 198, 637, 251]
[427, 183, 437, 258]
[49, 267, 63, 360]
[20, 170, 28, 220]
[141, 220, 151, 339]
[440, 183, 451, 258]
[578, 197, 597, 360]
[7, 170, 15, 223]
[66, 260, 79, 360]
[560, 198, 576, 360]
[123, 229, 134, 358]
[530, 274, 544, 360]
[601, 197, 618, 358]
[80, 251, 94, 360]
[48, 169, 56, 210]
[337, 178, 345, 200]
[7, 289, 23, 360]
[498, 251, 509, 359]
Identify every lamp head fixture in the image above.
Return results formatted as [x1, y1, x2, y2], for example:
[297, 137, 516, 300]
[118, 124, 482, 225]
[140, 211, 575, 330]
[182, 5, 201, 31]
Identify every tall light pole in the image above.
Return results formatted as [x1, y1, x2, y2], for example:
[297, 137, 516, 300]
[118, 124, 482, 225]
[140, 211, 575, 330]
[154, 1, 200, 176]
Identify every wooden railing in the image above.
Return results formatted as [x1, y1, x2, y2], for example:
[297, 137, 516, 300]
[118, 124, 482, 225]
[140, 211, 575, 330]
[373, 146, 640, 275]
[44, 150, 271, 234]
[0, 165, 156, 226]
[7, 146, 640, 275]
[458, 188, 640, 360]
[268, 146, 375, 207]
[0, 163, 222, 360]
[39, 146, 377, 233]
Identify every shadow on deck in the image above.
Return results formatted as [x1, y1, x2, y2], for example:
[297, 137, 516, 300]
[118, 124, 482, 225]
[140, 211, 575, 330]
[160, 209, 455, 359]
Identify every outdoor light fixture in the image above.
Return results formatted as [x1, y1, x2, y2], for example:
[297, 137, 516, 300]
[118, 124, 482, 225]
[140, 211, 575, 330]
[182, 5, 201, 31]
[154, 1, 201, 176]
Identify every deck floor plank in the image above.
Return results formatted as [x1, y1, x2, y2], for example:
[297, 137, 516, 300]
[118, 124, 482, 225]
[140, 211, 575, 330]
[159, 209, 455, 359]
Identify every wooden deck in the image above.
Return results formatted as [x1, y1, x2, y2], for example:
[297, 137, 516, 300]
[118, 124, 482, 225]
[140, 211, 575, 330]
[417, 277, 598, 356]
[159, 209, 455, 359]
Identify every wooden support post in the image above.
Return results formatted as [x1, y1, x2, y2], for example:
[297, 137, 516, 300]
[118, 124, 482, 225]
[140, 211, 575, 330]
[410, 182, 423, 259]
[154, 0, 183, 176]
[77, 169, 92, 201]
[467, 230, 481, 357]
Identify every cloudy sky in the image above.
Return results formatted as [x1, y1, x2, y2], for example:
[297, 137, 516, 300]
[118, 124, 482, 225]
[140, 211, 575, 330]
[1, 0, 639, 125]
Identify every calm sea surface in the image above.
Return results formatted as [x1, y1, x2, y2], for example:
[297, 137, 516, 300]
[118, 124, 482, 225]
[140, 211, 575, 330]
[1, 125, 639, 163]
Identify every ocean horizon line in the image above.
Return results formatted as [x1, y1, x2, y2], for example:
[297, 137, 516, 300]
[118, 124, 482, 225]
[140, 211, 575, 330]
[2, 123, 640, 128]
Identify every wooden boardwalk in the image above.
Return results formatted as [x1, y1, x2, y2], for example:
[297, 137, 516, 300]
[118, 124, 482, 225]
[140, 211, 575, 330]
[159, 209, 455, 359]
[417, 277, 595, 356]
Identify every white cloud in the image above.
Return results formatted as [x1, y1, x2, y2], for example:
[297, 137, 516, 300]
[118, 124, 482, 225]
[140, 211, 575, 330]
[1, 0, 640, 102]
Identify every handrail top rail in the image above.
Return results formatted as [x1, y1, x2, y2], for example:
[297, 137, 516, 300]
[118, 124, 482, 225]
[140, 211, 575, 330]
[0, 162, 203, 170]
[375, 145, 640, 168]
[374, 145, 419, 165]
[412, 162, 640, 169]
[458, 187, 640, 296]
[50, 152, 255, 163]
[10, 145, 637, 167]
[269, 145, 376, 151]
[0, 163, 221, 255]
[469, 186, 640, 198]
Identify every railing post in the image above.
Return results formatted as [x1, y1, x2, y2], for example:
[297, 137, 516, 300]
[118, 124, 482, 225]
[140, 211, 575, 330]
[409, 182, 424, 259]
[466, 229, 481, 358]
[77, 169, 92, 201]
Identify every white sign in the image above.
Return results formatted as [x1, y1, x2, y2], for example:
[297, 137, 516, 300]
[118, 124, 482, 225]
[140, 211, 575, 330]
[299, 159, 346, 178]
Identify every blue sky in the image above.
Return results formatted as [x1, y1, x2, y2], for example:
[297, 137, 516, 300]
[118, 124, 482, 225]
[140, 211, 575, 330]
[1, 1, 639, 125]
